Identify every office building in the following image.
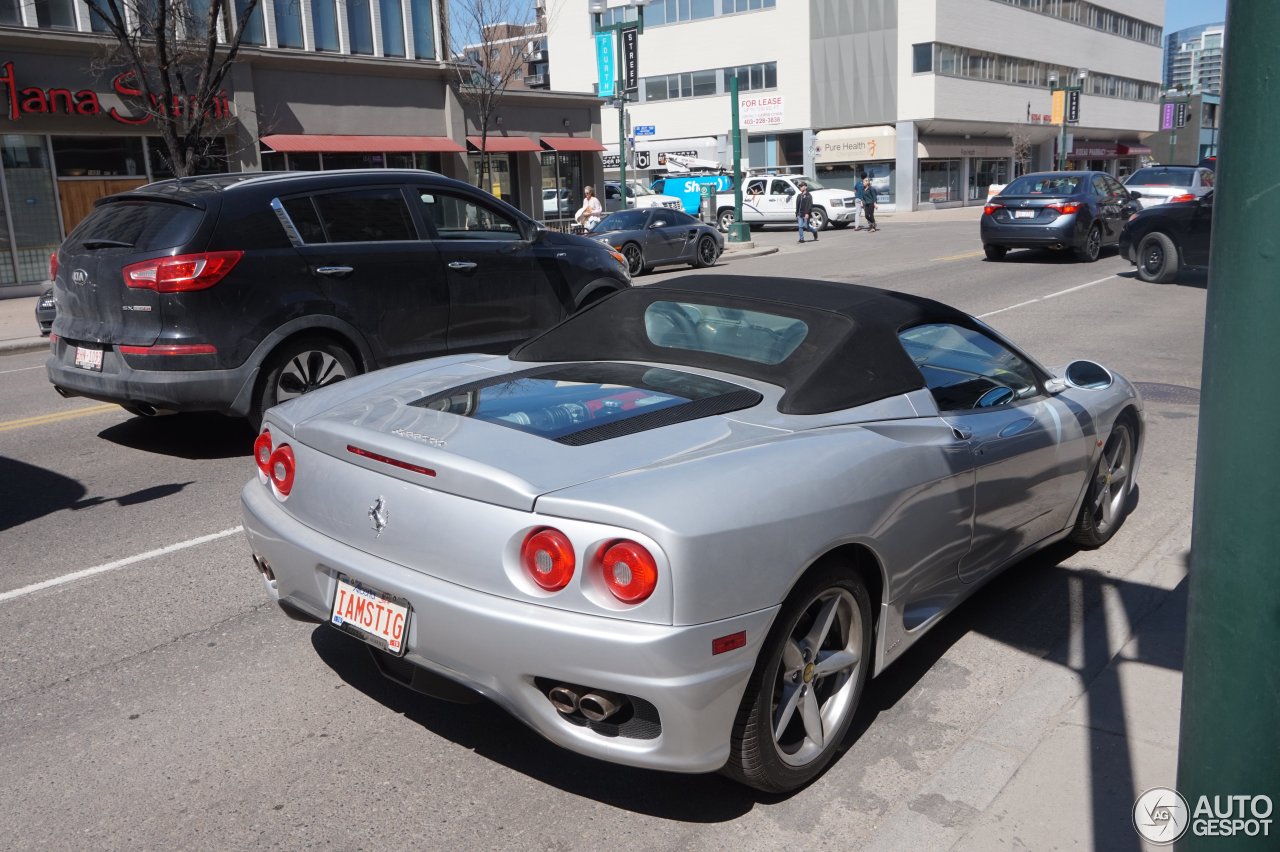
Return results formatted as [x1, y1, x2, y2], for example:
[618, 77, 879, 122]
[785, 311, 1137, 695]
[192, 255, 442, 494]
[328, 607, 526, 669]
[1165, 23, 1225, 95]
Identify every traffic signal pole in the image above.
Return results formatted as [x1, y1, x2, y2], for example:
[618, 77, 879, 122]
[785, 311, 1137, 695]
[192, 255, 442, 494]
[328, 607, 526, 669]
[1176, 2, 1280, 846]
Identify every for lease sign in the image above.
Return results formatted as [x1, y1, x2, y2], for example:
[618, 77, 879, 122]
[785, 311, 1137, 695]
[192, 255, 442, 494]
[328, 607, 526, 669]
[740, 94, 784, 128]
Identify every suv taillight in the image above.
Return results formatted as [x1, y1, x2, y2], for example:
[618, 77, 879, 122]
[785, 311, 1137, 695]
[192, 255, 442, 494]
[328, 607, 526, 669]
[123, 250, 243, 293]
[49, 252, 58, 282]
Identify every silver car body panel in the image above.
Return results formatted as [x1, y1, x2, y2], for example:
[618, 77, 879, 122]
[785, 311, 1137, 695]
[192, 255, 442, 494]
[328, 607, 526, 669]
[243, 347, 1144, 774]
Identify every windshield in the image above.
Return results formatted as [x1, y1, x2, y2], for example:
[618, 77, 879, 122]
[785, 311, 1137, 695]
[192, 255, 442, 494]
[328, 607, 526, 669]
[1001, 174, 1082, 195]
[1124, 168, 1195, 187]
[627, 182, 654, 196]
[593, 209, 649, 232]
[794, 176, 827, 190]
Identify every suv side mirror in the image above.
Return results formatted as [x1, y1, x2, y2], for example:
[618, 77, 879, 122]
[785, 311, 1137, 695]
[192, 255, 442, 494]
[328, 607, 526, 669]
[1128, 190, 1142, 201]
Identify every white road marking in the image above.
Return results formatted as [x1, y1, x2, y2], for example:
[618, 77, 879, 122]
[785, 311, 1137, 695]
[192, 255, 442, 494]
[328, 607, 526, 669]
[977, 275, 1117, 319]
[0, 365, 47, 376]
[0, 526, 244, 604]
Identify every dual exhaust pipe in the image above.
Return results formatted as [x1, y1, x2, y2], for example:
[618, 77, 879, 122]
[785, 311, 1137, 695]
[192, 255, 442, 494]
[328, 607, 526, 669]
[547, 684, 627, 722]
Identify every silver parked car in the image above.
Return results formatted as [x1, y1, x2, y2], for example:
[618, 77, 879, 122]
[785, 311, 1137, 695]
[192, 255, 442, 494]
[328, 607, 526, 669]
[242, 276, 1144, 792]
[1122, 165, 1215, 209]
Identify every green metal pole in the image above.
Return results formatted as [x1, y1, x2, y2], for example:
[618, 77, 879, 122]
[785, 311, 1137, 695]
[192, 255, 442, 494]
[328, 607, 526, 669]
[1176, 2, 1280, 848]
[727, 76, 750, 243]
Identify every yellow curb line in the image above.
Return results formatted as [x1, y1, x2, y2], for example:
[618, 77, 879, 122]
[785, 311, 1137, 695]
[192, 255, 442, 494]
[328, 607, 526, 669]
[0, 403, 119, 433]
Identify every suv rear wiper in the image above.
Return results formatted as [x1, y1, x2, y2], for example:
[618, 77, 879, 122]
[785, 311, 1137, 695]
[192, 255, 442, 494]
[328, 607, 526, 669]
[80, 238, 135, 249]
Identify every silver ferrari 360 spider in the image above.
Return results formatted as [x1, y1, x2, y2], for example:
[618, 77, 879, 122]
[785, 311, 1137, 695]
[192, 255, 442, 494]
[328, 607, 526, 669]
[241, 276, 1143, 792]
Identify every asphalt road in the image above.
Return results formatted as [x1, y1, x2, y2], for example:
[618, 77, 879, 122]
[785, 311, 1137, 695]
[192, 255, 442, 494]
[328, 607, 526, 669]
[0, 220, 1206, 850]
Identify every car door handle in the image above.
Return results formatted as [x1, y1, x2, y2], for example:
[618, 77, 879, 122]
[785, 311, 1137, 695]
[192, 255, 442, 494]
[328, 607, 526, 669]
[314, 265, 354, 277]
[952, 426, 973, 441]
[448, 261, 478, 271]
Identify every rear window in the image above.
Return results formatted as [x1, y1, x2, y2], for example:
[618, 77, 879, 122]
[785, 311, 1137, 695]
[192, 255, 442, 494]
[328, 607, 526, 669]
[67, 200, 203, 252]
[1001, 175, 1082, 195]
[644, 300, 808, 365]
[1125, 168, 1194, 187]
[413, 363, 761, 445]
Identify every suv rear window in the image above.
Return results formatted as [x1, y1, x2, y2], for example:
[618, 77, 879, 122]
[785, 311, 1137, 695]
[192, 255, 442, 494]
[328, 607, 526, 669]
[66, 200, 204, 252]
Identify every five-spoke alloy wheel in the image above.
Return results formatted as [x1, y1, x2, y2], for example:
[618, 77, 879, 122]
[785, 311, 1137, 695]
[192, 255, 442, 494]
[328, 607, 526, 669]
[1070, 419, 1135, 547]
[725, 567, 872, 792]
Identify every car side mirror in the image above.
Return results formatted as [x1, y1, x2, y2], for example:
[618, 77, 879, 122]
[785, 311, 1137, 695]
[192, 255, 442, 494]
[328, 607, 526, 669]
[1128, 190, 1142, 201]
[1052, 360, 1114, 392]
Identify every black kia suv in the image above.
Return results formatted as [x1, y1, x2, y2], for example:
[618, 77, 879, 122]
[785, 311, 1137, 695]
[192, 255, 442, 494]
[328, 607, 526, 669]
[47, 170, 631, 425]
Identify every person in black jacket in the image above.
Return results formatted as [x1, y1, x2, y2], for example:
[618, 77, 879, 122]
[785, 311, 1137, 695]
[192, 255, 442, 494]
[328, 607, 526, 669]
[795, 183, 818, 242]
[861, 177, 879, 232]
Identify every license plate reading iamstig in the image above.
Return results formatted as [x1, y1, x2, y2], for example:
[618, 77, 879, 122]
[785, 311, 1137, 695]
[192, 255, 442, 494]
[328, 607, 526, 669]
[1014, 209, 1036, 219]
[330, 575, 410, 656]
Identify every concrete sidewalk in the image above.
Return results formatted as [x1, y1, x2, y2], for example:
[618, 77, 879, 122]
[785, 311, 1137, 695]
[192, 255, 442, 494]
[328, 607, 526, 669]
[0, 293, 45, 354]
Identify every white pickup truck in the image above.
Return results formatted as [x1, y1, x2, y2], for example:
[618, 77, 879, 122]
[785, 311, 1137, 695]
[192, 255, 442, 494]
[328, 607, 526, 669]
[715, 174, 860, 232]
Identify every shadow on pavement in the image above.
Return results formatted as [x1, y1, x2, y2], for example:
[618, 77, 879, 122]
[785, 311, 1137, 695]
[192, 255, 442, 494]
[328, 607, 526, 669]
[97, 412, 252, 460]
[0, 455, 86, 531]
[1115, 268, 1208, 289]
[985, 246, 1125, 265]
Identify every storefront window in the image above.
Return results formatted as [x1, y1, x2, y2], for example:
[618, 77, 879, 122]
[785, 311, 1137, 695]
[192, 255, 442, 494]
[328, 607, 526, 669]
[380, 0, 406, 57]
[289, 153, 321, 171]
[919, 159, 962, 204]
[541, 152, 583, 220]
[2, 136, 62, 284]
[816, 161, 895, 201]
[52, 137, 146, 178]
[347, 0, 374, 54]
[470, 154, 516, 206]
[2, 0, 23, 25]
[274, 0, 304, 48]
[969, 158, 1008, 201]
[261, 151, 287, 171]
[386, 154, 415, 169]
[414, 152, 442, 172]
[312, 0, 341, 51]
[410, 0, 436, 59]
[322, 153, 385, 169]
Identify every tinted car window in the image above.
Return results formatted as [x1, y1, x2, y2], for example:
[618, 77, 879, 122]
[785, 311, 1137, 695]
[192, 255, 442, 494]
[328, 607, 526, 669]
[280, 196, 326, 244]
[899, 323, 1040, 411]
[417, 190, 521, 240]
[644, 300, 808, 365]
[596, 209, 650, 232]
[313, 188, 417, 242]
[67, 201, 203, 251]
[1105, 176, 1127, 196]
[1002, 175, 1082, 195]
[1091, 175, 1110, 198]
[1125, 168, 1195, 187]
[770, 179, 792, 195]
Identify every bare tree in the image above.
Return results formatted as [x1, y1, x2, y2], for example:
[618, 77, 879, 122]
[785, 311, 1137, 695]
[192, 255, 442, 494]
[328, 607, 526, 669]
[85, 0, 262, 177]
[449, 0, 539, 188]
[1010, 124, 1034, 177]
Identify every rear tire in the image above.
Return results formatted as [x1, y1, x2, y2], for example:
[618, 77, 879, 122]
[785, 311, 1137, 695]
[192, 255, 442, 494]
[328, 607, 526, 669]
[1074, 224, 1102, 263]
[983, 244, 1008, 261]
[723, 566, 872, 792]
[693, 235, 719, 268]
[251, 337, 358, 429]
[1135, 232, 1179, 283]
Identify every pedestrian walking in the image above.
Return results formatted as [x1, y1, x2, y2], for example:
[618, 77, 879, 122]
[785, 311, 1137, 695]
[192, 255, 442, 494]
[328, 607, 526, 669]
[861, 177, 879, 232]
[795, 183, 818, 243]
[574, 185, 603, 232]
[853, 187, 865, 230]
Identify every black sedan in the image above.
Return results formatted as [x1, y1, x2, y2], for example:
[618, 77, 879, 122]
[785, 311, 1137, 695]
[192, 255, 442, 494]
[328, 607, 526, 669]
[1119, 190, 1213, 283]
[981, 171, 1139, 263]
[35, 287, 55, 335]
[590, 208, 723, 275]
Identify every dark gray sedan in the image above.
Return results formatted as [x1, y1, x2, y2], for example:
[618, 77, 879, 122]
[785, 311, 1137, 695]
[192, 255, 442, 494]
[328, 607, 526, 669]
[981, 171, 1139, 263]
[590, 208, 723, 275]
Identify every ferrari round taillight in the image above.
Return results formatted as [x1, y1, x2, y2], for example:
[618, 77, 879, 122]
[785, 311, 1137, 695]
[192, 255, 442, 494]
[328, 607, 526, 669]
[600, 541, 658, 603]
[253, 429, 273, 479]
[521, 528, 575, 591]
[268, 444, 295, 498]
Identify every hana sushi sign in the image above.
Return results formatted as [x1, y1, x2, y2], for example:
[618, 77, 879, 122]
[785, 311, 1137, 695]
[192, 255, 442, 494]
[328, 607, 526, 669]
[1, 61, 232, 125]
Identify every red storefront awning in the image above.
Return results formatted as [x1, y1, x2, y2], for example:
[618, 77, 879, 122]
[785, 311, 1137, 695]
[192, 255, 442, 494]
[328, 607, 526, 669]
[261, 134, 465, 153]
[540, 136, 607, 152]
[466, 135, 544, 152]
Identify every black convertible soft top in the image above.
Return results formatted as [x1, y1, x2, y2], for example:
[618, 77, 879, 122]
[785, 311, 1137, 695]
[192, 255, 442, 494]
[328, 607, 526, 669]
[510, 275, 979, 414]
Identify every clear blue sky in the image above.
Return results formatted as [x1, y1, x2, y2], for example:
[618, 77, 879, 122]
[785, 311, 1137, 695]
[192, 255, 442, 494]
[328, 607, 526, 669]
[1165, 0, 1227, 33]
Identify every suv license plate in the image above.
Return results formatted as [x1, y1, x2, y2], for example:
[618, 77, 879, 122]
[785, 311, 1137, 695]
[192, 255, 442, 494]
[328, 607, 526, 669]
[1013, 210, 1036, 219]
[74, 345, 103, 371]
[330, 575, 411, 656]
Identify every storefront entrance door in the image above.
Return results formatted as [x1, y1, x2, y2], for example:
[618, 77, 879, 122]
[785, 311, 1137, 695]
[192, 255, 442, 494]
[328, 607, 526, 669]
[58, 179, 149, 233]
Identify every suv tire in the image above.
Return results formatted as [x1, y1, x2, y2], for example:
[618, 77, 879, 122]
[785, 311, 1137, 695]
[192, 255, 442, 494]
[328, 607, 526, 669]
[252, 337, 358, 428]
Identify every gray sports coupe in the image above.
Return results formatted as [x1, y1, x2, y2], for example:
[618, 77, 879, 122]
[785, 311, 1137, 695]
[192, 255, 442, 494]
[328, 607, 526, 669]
[589, 207, 723, 275]
[241, 276, 1143, 792]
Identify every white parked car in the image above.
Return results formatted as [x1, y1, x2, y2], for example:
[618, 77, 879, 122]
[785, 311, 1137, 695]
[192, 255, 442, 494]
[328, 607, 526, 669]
[603, 181, 684, 213]
[715, 174, 860, 232]
[1121, 165, 1214, 209]
[542, 187, 572, 217]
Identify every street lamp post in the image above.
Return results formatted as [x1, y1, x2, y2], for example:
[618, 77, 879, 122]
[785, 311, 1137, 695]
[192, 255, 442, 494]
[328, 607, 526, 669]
[590, 0, 649, 207]
[1048, 68, 1086, 170]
